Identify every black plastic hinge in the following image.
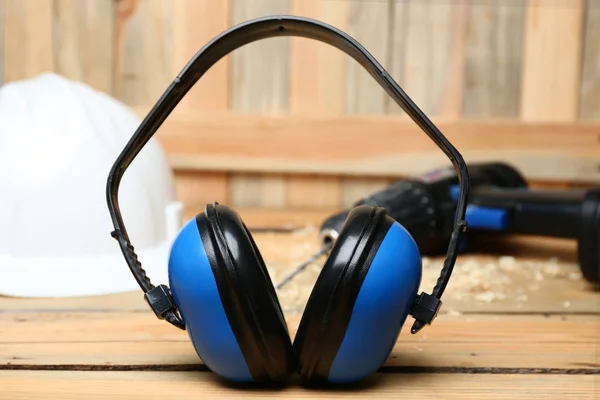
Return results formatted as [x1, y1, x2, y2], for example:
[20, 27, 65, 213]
[409, 292, 442, 334]
[144, 284, 185, 330]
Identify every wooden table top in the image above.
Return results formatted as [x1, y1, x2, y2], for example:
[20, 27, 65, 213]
[1, 208, 599, 399]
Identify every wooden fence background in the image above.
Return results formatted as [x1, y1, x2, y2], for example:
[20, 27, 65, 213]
[1, 0, 600, 211]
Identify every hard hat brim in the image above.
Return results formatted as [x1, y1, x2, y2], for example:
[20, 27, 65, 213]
[0, 239, 172, 298]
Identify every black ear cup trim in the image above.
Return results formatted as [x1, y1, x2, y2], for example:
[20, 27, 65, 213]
[292, 205, 393, 383]
[197, 203, 294, 382]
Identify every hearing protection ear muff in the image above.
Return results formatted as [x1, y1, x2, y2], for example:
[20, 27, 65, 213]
[106, 15, 470, 386]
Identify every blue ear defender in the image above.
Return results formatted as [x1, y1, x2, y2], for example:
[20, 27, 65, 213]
[106, 16, 470, 386]
[292, 205, 423, 384]
[168, 203, 294, 382]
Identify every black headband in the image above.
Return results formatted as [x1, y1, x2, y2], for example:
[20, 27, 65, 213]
[106, 15, 469, 334]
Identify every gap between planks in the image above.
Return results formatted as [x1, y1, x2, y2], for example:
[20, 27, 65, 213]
[1, 365, 598, 375]
[0, 371, 597, 400]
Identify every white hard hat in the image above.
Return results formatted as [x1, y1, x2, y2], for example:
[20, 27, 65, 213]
[0, 73, 183, 297]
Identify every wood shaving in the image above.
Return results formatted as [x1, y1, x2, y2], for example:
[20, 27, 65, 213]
[475, 291, 506, 303]
[498, 256, 517, 271]
[568, 272, 583, 280]
[516, 294, 528, 302]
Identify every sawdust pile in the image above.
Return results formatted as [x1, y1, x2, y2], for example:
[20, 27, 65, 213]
[262, 225, 585, 312]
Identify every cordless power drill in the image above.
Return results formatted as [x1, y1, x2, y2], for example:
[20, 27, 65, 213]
[315, 162, 600, 285]
[275, 162, 529, 289]
[319, 162, 528, 253]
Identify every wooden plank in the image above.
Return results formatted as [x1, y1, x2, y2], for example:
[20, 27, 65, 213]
[388, 0, 468, 118]
[114, 0, 173, 106]
[168, 1, 231, 200]
[173, 170, 229, 213]
[229, 173, 288, 209]
[341, 0, 392, 205]
[463, 1, 526, 117]
[1, 371, 596, 400]
[340, 176, 391, 208]
[286, 174, 342, 209]
[344, 0, 390, 115]
[229, 0, 290, 208]
[145, 110, 600, 183]
[437, 0, 468, 119]
[2, 0, 54, 83]
[289, 0, 349, 115]
[171, 0, 229, 111]
[229, 0, 290, 114]
[286, 0, 347, 207]
[52, 0, 114, 94]
[289, 0, 319, 115]
[579, 1, 600, 120]
[1, 312, 598, 371]
[520, 0, 585, 121]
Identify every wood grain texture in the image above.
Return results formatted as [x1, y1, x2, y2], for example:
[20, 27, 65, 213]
[229, 0, 291, 208]
[520, 0, 585, 121]
[171, 0, 229, 111]
[340, 176, 391, 208]
[579, 0, 600, 120]
[289, 0, 349, 115]
[388, 0, 467, 118]
[2, 0, 54, 83]
[1, 371, 596, 400]
[286, 174, 342, 208]
[1, 312, 598, 371]
[289, 0, 319, 115]
[463, 1, 525, 117]
[286, 0, 347, 207]
[229, 0, 290, 114]
[53, 0, 114, 94]
[168, 1, 231, 201]
[229, 173, 288, 208]
[148, 110, 600, 183]
[345, 0, 390, 115]
[115, 0, 173, 106]
[173, 170, 229, 212]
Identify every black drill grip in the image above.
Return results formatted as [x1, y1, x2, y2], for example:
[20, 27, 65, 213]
[320, 179, 439, 251]
[469, 187, 586, 238]
[470, 186, 600, 283]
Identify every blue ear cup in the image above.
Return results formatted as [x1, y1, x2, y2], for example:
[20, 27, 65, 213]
[292, 205, 422, 384]
[168, 203, 294, 383]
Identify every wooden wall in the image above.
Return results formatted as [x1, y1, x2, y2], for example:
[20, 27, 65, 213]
[2, 0, 600, 211]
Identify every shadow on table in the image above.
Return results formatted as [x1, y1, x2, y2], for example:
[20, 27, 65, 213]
[210, 353, 437, 392]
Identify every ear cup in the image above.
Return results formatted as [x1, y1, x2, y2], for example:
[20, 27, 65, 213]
[293, 205, 422, 384]
[168, 203, 293, 383]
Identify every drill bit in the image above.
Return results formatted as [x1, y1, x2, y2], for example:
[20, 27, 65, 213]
[275, 242, 334, 290]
